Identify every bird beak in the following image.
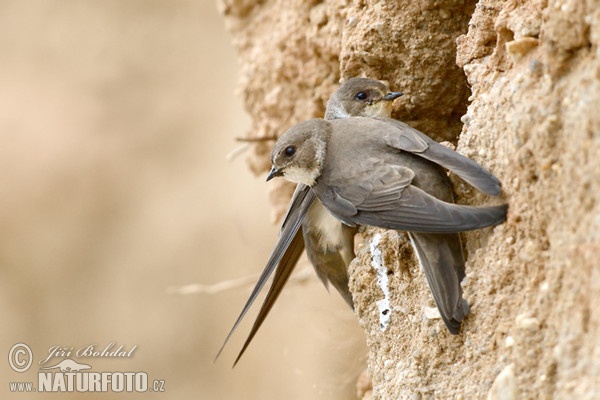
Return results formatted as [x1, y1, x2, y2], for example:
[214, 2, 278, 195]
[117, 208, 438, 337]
[266, 166, 283, 181]
[382, 91, 403, 101]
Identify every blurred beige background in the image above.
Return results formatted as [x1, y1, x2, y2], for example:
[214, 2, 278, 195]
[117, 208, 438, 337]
[0, 1, 364, 399]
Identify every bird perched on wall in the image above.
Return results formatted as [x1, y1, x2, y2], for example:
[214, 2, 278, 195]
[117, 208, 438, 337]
[218, 78, 507, 366]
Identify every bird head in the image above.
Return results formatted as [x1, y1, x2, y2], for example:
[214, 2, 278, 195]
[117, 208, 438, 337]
[324, 77, 403, 120]
[267, 119, 331, 186]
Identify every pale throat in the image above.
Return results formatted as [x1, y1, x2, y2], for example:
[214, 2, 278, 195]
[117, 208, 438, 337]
[377, 102, 393, 118]
[284, 166, 319, 186]
[364, 102, 392, 118]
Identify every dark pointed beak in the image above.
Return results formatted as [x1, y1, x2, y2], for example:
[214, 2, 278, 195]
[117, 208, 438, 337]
[266, 166, 283, 181]
[382, 91, 403, 101]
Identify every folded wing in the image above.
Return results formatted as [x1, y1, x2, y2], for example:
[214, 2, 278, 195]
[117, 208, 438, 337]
[316, 164, 507, 233]
[376, 117, 502, 196]
[216, 184, 316, 364]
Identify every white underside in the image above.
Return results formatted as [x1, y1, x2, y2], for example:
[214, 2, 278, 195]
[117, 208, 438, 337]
[308, 201, 346, 252]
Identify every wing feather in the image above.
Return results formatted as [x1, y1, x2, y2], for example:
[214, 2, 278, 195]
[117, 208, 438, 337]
[316, 165, 507, 233]
[376, 117, 502, 196]
[216, 184, 316, 365]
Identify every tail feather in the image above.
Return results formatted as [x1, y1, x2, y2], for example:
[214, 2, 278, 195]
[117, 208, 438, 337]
[408, 232, 469, 334]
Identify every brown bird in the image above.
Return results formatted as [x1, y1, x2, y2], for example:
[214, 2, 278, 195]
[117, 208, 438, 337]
[219, 79, 507, 365]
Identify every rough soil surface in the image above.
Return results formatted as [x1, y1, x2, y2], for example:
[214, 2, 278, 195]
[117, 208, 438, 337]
[220, 0, 600, 398]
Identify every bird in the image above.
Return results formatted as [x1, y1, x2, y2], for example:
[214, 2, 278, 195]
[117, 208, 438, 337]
[216, 78, 404, 365]
[267, 117, 507, 332]
[218, 79, 507, 365]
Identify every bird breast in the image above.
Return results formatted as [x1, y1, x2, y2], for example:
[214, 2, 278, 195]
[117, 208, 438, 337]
[306, 201, 348, 252]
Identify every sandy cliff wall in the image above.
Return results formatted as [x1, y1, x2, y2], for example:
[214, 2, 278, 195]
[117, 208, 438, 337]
[220, 0, 600, 398]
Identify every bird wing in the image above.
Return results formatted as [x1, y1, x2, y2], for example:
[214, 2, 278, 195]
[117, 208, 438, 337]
[407, 232, 469, 334]
[317, 164, 507, 233]
[375, 117, 502, 196]
[232, 223, 305, 366]
[215, 183, 315, 365]
[279, 184, 311, 233]
[318, 164, 414, 224]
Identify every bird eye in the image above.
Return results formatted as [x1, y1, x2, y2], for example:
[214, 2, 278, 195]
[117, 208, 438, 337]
[355, 92, 368, 101]
[284, 146, 296, 157]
